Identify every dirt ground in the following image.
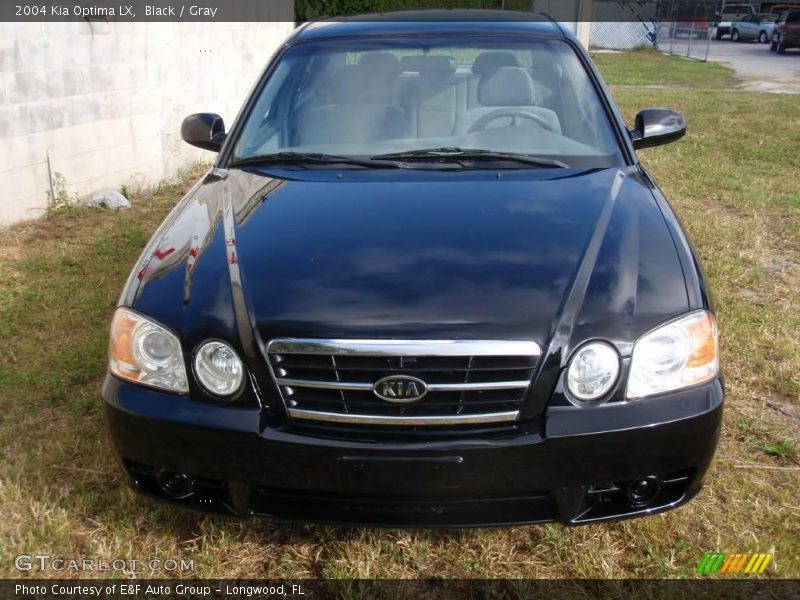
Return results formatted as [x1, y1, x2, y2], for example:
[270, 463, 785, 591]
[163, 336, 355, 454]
[706, 39, 800, 94]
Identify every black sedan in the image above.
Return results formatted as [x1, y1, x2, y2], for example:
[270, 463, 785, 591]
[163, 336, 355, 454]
[104, 11, 722, 527]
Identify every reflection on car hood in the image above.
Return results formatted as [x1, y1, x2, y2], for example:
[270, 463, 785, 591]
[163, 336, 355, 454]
[125, 166, 688, 351]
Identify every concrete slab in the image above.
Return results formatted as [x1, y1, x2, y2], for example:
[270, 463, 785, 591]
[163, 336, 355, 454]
[707, 39, 800, 94]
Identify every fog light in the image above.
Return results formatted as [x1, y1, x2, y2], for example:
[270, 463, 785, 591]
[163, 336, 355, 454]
[566, 341, 620, 403]
[627, 476, 661, 507]
[157, 470, 196, 499]
[194, 340, 244, 396]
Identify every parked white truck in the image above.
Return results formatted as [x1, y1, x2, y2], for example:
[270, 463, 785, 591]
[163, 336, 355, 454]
[716, 3, 756, 38]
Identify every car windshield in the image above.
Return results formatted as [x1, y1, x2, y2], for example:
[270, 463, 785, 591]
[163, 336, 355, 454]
[231, 36, 624, 169]
[723, 5, 753, 14]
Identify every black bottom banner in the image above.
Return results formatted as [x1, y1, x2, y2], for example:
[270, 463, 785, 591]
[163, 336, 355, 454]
[2, 579, 799, 600]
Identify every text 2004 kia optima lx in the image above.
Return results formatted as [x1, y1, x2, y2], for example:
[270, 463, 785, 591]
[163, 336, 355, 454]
[104, 12, 723, 526]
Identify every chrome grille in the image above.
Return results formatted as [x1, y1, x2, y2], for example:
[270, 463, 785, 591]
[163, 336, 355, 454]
[266, 339, 540, 426]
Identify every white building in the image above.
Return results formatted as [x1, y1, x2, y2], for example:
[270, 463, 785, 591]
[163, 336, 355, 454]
[0, 1, 600, 226]
[0, 16, 294, 225]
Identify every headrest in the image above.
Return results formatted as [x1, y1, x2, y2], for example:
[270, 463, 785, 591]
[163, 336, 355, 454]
[399, 55, 428, 72]
[328, 60, 399, 105]
[478, 67, 535, 107]
[328, 66, 363, 104]
[419, 55, 456, 77]
[399, 55, 455, 77]
[358, 52, 401, 76]
[472, 51, 520, 76]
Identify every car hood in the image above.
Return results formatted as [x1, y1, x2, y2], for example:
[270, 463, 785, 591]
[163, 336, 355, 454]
[126, 166, 689, 352]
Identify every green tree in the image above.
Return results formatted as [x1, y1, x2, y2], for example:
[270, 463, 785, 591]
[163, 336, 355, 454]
[295, 0, 536, 22]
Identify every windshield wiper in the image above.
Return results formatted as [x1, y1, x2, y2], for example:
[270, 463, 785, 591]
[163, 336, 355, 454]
[229, 152, 398, 169]
[370, 148, 569, 168]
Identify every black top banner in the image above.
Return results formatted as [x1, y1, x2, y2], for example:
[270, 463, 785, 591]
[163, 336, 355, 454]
[0, 0, 720, 23]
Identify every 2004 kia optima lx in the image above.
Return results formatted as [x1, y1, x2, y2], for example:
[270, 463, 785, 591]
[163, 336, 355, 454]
[104, 12, 723, 526]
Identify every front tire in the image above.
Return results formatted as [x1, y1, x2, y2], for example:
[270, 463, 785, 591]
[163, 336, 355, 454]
[716, 28, 724, 40]
[770, 38, 778, 51]
[777, 37, 787, 54]
[732, 29, 740, 42]
[759, 31, 768, 44]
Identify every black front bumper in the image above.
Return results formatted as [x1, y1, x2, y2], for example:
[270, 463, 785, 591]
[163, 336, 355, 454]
[103, 376, 723, 527]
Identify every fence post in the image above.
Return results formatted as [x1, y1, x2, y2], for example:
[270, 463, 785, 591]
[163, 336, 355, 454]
[669, 15, 675, 55]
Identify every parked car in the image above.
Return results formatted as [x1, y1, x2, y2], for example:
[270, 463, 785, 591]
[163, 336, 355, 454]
[670, 5, 714, 39]
[715, 3, 756, 38]
[768, 4, 797, 15]
[771, 9, 800, 52]
[104, 11, 722, 527]
[731, 13, 778, 43]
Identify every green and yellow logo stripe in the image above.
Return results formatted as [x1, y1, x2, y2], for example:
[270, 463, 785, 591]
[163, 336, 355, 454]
[696, 552, 772, 574]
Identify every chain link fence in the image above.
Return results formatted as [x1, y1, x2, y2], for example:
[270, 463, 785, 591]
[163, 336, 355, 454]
[590, 1, 659, 49]
[655, 0, 714, 61]
[590, 0, 714, 61]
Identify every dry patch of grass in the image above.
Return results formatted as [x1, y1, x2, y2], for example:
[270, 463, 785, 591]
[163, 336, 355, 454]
[0, 53, 798, 579]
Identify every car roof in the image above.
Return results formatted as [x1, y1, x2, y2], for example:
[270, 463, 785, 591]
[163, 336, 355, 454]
[291, 10, 566, 43]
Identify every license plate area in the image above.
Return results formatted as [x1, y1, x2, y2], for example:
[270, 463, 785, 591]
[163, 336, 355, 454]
[338, 455, 464, 491]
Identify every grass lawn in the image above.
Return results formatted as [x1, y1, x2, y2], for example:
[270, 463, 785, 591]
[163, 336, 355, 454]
[0, 50, 798, 579]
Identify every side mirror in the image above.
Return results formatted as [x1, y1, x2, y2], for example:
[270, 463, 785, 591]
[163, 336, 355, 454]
[630, 108, 687, 150]
[181, 113, 226, 152]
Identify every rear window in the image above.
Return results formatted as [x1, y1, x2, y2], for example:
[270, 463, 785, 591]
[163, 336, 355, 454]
[723, 5, 754, 14]
[346, 48, 533, 68]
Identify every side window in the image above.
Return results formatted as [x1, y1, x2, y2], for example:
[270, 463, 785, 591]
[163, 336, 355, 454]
[234, 59, 295, 156]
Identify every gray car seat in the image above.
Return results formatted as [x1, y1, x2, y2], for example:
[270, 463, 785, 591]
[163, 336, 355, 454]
[297, 54, 408, 145]
[401, 55, 464, 138]
[468, 51, 521, 109]
[457, 66, 561, 135]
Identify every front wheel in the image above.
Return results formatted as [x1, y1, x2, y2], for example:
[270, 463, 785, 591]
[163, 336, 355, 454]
[777, 37, 787, 54]
[732, 29, 740, 42]
[770, 38, 778, 51]
[716, 28, 724, 40]
[759, 31, 768, 44]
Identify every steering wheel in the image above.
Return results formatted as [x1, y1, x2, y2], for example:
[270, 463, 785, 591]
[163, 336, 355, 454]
[468, 108, 557, 134]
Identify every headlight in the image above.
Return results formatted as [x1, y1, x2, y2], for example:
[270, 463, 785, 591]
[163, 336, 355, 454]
[194, 341, 244, 396]
[566, 342, 620, 403]
[109, 308, 188, 393]
[627, 310, 718, 399]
